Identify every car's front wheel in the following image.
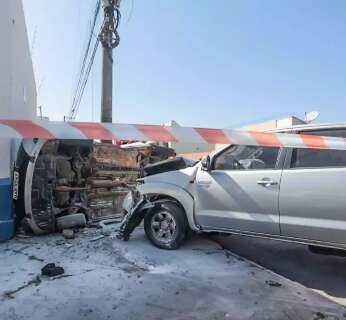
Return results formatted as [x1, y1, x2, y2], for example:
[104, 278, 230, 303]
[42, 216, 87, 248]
[144, 202, 188, 250]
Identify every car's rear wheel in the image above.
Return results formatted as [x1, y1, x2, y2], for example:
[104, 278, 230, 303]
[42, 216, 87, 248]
[144, 202, 188, 250]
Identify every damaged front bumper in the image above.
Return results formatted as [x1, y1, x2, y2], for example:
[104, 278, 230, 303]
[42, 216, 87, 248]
[117, 194, 153, 241]
[118, 192, 186, 241]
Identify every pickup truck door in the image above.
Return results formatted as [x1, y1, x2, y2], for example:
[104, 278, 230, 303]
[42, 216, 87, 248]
[280, 147, 346, 245]
[194, 145, 282, 235]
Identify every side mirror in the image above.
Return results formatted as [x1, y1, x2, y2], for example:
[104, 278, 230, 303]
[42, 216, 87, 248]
[201, 155, 211, 171]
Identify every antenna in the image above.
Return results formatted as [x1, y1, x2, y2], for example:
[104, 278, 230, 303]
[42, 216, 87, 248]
[304, 111, 320, 123]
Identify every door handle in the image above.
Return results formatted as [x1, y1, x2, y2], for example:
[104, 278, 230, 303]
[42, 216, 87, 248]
[257, 179, 278, 187]
[197, 180, 212, 186]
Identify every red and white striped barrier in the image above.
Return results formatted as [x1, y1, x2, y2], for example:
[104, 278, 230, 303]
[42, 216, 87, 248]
[0, 119, 345, 150]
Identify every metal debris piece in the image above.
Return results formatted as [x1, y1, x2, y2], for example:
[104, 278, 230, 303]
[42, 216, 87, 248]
[117, 198, 153, 241]
[90, 235, 106, 242]
[265, 280, 282, 287]
[99, 219, 119, 236]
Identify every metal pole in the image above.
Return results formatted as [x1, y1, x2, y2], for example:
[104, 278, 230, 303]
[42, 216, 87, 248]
[100, 0, 121, 124]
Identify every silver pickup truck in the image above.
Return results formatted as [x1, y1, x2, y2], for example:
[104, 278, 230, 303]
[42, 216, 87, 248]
[120, 124, 346, 250]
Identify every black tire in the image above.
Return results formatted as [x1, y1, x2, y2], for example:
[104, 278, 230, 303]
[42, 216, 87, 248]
[144, 202, 188, 250]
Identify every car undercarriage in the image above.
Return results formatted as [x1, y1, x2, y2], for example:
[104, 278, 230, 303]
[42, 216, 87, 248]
[14, 139, 176, 235]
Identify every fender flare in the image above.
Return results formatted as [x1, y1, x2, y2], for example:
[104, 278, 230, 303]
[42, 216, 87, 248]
[137, 182, 200, 231]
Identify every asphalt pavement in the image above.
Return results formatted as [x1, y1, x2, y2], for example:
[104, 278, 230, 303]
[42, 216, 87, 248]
[214, 234, 346, 306]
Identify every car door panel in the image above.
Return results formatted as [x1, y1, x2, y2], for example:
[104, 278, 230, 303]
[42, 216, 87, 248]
[278, 129, 346, 245]
[194, 169, 281, 235]
[194, 145, 283, 235]
[280, 168, 346, 244]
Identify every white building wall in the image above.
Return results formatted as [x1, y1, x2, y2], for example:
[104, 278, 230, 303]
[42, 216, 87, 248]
[0, 0, 37, 120]
[0, 0, 36, 182]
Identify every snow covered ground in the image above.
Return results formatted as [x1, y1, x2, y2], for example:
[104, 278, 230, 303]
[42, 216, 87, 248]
[0, 227, 345, 320]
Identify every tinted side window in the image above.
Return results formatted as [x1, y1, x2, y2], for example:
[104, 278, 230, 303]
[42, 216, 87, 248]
[291, 148, 346, 168]
[213, 145, 280, 170]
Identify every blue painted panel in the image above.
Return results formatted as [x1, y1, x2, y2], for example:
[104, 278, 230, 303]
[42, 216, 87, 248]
[0, 178, 14, 241]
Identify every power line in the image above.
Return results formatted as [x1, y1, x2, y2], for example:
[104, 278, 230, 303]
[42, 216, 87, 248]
[69, 0, 101, 121]
[70, 38, 100, 121]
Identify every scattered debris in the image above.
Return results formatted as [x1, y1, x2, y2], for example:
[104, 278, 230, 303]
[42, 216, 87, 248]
[3, 275, 41, 299]
[90, 235, 106, 242]
[41, 263, 65, 277]
[51, 274, 73, 281]
[62, 229, 75, 240]
[313, 311, 326, 320]
[265, 280, 282, 287]
[54, 239, 73, 248]
[28, 255, 44, 262]
[55, 239, 66, 246]
[101, 226, 112, 236]
[99, 219, 119, 236]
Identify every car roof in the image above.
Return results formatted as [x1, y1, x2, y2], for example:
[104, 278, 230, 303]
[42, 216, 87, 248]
[206, 123, 346, 158]
[267, 123, 346, 133]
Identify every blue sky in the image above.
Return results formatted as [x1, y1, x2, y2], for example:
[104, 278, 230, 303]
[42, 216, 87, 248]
[23, 0, 346, 128]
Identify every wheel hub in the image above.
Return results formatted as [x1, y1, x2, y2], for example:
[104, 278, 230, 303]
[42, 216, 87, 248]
[151, 211, 177, 244]
[160, 220, 169, 230]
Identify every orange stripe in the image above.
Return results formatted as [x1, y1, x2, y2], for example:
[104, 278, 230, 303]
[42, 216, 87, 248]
[134, 125, 177, 142]
[249, 132, 283, 147]
[300, 134, 327, 149]
[69, 122, 116, 140]
[195, 128, 231, 144]
[0, 120, 55, 139]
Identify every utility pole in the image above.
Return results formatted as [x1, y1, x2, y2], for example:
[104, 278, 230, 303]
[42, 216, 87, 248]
[100, 0, 121, 124]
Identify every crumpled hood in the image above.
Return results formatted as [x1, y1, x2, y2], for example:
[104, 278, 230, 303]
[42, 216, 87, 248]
[140, 166, 199, 190]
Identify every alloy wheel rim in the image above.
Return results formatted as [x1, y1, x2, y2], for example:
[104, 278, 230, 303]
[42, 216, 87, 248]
[151, 211, 177, 244]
